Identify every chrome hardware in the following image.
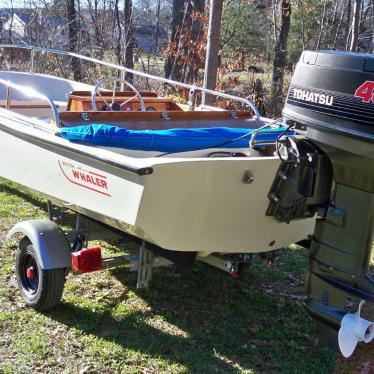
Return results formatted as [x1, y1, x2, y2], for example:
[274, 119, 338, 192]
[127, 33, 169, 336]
[80, 113, 90, 121]
[242, 170, 254, 184]
[0, 78, 59, 126]
[161, 112, 170, 120]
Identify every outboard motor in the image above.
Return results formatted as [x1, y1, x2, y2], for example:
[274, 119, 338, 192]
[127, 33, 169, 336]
[267, 50, 374, 356]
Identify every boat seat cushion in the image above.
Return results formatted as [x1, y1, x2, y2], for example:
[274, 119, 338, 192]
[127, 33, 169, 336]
[59, 124, 291, 152]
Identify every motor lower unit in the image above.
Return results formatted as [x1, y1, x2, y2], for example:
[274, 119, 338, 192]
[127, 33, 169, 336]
[268, 50, 374, 356]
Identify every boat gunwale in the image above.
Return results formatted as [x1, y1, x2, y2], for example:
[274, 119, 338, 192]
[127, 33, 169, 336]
[0, 109, 154, 176]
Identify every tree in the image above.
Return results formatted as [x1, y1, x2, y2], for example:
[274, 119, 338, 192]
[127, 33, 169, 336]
[164, 0, 185, 79]
[350, 0, 362, 51]
[114, 0, 122, 65]
[270, 0, 291, 116]
[202, 0, 224, 106]
[315, 0, 327, 50]
[124, 0, 134, 82]
[221, 1, 272, 58]
[86, 0, 103, 57]
[164, 0, 207, 83]
[345, 0, 352, 49]
[153, 0, 161, 53]
[66, 0, 81, 81]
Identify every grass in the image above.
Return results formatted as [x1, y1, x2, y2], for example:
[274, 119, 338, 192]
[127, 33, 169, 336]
[0, 177, 372, 373]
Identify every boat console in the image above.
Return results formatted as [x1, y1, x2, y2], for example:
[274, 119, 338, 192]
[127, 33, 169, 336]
[67, 90, 182, 112]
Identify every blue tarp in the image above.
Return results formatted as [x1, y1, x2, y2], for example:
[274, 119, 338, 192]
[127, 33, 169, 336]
[59, 124, 289, 153]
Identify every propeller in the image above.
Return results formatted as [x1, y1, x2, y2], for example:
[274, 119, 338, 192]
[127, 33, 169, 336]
[338, 301, 374, 358]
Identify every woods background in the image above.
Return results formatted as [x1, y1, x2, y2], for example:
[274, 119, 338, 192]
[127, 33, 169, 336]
[0, 0, 372, 115]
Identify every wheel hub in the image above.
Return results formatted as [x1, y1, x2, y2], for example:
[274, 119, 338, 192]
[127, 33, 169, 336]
[26, 266, 35, 280]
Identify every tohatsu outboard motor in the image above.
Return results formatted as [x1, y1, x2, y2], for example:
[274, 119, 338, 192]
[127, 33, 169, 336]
[267, 50, 374, 356]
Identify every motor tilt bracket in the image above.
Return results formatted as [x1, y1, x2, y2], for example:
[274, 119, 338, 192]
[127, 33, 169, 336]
[266, 138, 333, 224]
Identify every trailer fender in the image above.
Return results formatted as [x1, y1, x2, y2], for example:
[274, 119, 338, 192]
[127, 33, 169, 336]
[7, 220, 72, 269]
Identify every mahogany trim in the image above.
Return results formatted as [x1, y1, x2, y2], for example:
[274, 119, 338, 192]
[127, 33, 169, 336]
[59, 110, 257, 130]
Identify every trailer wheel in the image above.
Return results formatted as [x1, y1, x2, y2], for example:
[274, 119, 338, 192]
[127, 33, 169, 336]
[15, 241, 65, 311]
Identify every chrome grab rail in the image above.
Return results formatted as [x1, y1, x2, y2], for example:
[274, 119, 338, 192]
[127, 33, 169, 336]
[0, 78, 59, 125]
[0, 44, 261, 120]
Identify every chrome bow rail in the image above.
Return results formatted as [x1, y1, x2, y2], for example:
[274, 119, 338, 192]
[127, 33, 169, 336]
[0, 44, 261, 120]
[0, 78, 59, 125]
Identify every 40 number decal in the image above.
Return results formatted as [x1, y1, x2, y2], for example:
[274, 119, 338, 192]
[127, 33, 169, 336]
[354, 81, 374, 103]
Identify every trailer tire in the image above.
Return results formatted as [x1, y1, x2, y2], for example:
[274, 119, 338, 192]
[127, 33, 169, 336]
[16, 240, 65, 311]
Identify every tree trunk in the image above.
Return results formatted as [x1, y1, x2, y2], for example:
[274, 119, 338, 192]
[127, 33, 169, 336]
[153, 0, 161, 54]
[170, 1, 192, 81]
[272, 0, 278, 42]
[186, 0, 205, 83]
[333, 3, 346, 49]
[124, 0, 134, 82]
[372, 0, 374, 53]
[350, 0, 362, 51]
[345, 0, 352, 49]
[270, 0, 291, 116]
[316, 0, 326, 50]
[332, 0, 339, 25]
[114, 0, 122, 65]
[164, 0, 185, 79]
[67, 0, 81, 81]
[298, 0, 305, 50]
[202, 0, 224, 106]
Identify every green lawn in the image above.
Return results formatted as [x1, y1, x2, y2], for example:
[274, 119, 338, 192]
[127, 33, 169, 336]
[0, 178, 353, 373]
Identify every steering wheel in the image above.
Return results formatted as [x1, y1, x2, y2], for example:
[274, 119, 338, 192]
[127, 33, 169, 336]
[91, 77, 145, 112]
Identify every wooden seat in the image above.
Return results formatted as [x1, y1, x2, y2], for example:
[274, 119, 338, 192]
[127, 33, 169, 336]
[0, 99, 60, 109]
[59, 110, 259, 130]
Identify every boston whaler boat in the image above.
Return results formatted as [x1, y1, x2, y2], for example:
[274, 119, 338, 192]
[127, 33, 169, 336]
[0, 45, 314, 262]
[1, 45, 373, 357]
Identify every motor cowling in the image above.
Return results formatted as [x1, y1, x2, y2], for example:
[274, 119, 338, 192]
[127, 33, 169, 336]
[283, 50, 374, 144]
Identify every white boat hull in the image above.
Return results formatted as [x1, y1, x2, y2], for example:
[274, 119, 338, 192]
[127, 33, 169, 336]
[0, 111, 315, 255]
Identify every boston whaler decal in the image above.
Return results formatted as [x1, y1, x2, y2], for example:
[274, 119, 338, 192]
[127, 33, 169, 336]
[58, 160, 111, 196]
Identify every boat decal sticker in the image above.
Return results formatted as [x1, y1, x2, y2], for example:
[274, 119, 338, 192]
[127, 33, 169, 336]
[354, 81, 374, 104]
[287, 85, 374, 126]
[58, 160, 111, 197]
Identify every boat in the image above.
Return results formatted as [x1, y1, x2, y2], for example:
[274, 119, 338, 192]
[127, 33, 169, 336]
[1, 45, 373, 358]
[0, 44, 318, 313]
[0, 44, 314, 257]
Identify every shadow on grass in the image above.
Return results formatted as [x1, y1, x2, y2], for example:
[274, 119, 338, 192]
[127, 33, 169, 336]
[0, 182, 78, 224]
[46, 263, 336, 373]
[0, 183, 48, 212]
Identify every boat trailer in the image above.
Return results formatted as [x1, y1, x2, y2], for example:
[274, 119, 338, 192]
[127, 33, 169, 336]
[7, 199, 257, 296]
